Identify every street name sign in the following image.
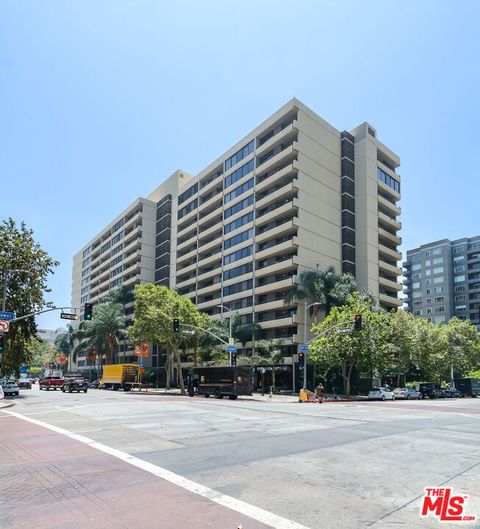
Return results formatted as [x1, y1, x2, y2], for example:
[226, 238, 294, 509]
[338, 328, 352, 334]
[226, 346, 237, 353]
[0, 321, 9, 333]
[60, 312, 79, 321]
[0, 311, 15, 320]
[300, 344, 309, 352]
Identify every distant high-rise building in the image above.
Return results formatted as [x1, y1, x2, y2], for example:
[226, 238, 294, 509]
[403, 235, 480, 328]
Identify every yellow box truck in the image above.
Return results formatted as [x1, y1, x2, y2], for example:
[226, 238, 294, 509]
[101, 364, 140, 391]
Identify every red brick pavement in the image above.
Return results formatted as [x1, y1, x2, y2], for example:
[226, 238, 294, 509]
[0, 416, 274, 529]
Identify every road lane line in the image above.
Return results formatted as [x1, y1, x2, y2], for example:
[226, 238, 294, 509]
[3, 409, 310, 529]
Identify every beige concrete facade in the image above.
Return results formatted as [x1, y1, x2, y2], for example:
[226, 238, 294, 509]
[71, 97, 402, 368]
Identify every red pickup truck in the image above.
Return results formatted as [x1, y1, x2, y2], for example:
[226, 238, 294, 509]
[39, 369, 65, 391]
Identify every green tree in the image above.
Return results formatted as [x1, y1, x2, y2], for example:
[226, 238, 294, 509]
[284, 266, 357, 319]
[256, 339, 287, 388]
[28, 338, 56, 368]
[0, 218, 59, 375]
[106, 286, 134, 356]
[74, 302, 126, 365]
[54, 324, 77, 372]
[128, 284, 207, 394]
[309, 291, 388, 395]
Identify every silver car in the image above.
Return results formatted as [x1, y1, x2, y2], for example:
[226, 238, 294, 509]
[368, 387, 395, 400]
[393, 387, 422, 400]
[0, 378, 19, 396]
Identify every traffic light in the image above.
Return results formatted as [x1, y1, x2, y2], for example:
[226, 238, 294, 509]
[354, 314, 362, 331]
[298, 352, 305, 368]
[84, 303, 93, 321]
[231, 353, 237, 366]
[173, 318, 180, 333]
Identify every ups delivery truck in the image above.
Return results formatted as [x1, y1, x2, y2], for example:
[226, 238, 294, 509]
[455, 378, 480, 397]
[188, 366, 253, 400]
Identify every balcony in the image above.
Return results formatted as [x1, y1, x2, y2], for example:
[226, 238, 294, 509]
[256, 218, 298, 244]
[379, 293, 402, 308]
[197, 209, 222, 230]
[198, 238, 222, 255]
[258, 316, 295, 330]
[176, 261, 197, 275]
[255, 256, 298, 278]
[256, 142, 298, 175]
[255, 275, 297, 295]
[176, 275, 197, 290]
[379, 276, 403, 292]
[378, 180, 401, 202]
[197, 281, 222, 297]
[199, 171, 223, 194]
[379, 227, 402, 246]
[378, 211, 401, 232]
[176, 247, 197, 265]
[197, 296, 222, 310]
[197, 251, 223, 268]
[197, 265, 222, 283]
[379, 243, 402, 262]
[256, 198, 299, 226]
[198, 196, 223, 218]
[256, 236, 299, 260]
[256, 121, 298, 157]
[256, 161, 298, 193]
[255, 298, 289, 312]
[256, 179, 299, 210]
[378, 195, 401, 217]
[379, 259, 402, 277]
[177, 210, 198, 234]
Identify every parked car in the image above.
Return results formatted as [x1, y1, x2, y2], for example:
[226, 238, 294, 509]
[368, 387, 395, 400]
[88, 379, 101, 389]
[62, 378, 88, 393]
[418, 383, 444, 399]
[443, 387, 462, 398]
[17, 378, 32, 389]
[393, 387, 422, 400]
[0, 378, 20, 396]
[0, 385, 4, 399]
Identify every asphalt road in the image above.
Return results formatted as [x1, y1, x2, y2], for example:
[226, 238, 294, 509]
[2, 386, 480, 529]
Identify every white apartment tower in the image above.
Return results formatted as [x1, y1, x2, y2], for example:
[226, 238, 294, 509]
[72, 98, 402, 369]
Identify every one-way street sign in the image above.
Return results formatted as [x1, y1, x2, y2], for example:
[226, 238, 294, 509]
[61, 312, 79, 320]
[0, 311, 15, 321]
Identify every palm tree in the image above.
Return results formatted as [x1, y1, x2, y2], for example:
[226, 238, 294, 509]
[256, 338, 287, 389]
[284, 266, 357, 317]
[54, 324, 76, 372]
[74, 303, 126, 365]
[106, 286, 134, 358]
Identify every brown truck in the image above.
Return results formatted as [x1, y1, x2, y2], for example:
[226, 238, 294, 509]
[39, 369, 65, 391]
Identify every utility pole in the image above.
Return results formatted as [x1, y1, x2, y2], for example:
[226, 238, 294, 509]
[302, 301, 321, 389]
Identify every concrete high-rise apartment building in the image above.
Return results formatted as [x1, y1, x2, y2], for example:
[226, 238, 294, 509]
[72, 98, 402, 373]
[404, 236, 480, 328]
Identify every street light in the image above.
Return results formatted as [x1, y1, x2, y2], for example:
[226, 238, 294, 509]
[302, 301, 322, 389]
[217, 303, 233, 365]
[2, 269, 30, 311]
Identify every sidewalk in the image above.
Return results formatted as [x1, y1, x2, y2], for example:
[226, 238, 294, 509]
[0, 414, 279, 529]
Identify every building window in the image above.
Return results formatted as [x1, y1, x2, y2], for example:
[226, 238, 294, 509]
[112, 218, 125, 234]
[82, 256, 92, 267]
[455, 295, 466, 302]
[178, 199, 198, 220]
[433, 257, 443, 265]
[225, 140, 255, 171]
[453, 245, 465, 254]
[432, 248, 442, 255]
[412, 264, 421, 271]
[224, 212, 254, 234]
[433, 267, 444, 274]
[412, 291, 422, 298]
[222, 279, 253, 296]
[377, 167, 400, 192]
[467, 241, 480, 250]
[455, 285, 465, 292]
[412, 273, 421, 280]
[224, 195, 254, 219]
[425, 269, 431, 276]
[454, 275, 465, 283]
[425, 251, 431, 257]
[434, 286, 444, 293]
[426, 298, 432, 305]
[454, 255, 465, 262]
[412, 282, 420, 289]
[223, 262, 253, 281]
[82, 246, 92, 258]
[224, 179, 254, 204]
[413, 301, 422, 307]
[434, 315, 446, 323]
[223, 228, 254, 250]
[426, 289, 431, 295]
[433, 277, 444, 284]
[434, 296, 444, 303]
[223, 245, 253, 265]
[454, 265, 465, 273]
[434, 306, 445, 313]
[224, 159, 254, 189]
[411, 254, 420, 262]
[178, 183, 198, 205]
[455, 305, 467, 312]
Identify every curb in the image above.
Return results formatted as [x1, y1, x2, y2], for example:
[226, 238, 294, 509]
[0, 401, 15, 410]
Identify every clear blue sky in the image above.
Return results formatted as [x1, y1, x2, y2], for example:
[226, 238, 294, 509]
[1, 0, 479, 330]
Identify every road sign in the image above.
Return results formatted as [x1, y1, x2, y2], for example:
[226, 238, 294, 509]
[55, 353, 67, 365]
[0, 311, 15, 320]
[19, 366, 27, 374]
[0, 321, 9, 333]
[338, 328, 352, 334]
[226, 346, 237, 353]
[300, 344, 309, 352]
[139, 362, 144, 368]
[134, 342, 149, 356]
[60, 312, 79, 320]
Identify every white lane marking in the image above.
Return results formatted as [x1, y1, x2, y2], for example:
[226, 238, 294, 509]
[3, 409, 310, 529]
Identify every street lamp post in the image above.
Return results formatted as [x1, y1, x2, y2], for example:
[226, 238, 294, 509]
[217, 304, 233, 365]
[303, 301, 322, 389]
